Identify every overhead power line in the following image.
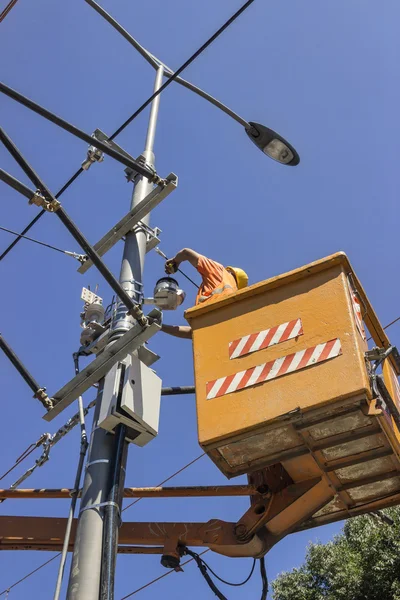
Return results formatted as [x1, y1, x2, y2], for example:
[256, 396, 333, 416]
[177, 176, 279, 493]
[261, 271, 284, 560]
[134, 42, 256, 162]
[0, 0, 20, 22]
[120, 550, 211, 599]
[0, 0, 255, 261]
[0, 225, 83, 260]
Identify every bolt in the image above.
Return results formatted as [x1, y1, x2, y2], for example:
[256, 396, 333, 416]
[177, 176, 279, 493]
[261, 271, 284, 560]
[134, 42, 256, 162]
[235, 524, 248, 539]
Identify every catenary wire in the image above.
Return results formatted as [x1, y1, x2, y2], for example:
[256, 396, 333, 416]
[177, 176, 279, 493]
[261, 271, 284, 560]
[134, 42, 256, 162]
[122, 453, 205, 512]
[0, 555, 60, 597]
[0, 0, 19, 23]
[0, 225, 81, 258]
[367, 315, 400, 342]
[120, 550, 211, 599]
[0, 443, 38, 482]
[0, 0, 255, 261]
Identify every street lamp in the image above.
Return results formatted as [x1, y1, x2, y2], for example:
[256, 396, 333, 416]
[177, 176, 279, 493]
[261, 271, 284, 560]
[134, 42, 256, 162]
[246, 122, 300, 166]
[85, 0, 300, 166]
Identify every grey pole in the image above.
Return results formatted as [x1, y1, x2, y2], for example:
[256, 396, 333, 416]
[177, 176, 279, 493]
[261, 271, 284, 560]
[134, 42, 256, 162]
[66, 65, 164, 600]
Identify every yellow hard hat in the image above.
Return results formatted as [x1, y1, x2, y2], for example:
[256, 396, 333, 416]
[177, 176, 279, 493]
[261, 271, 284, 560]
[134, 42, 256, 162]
[226, 266, 248, 290]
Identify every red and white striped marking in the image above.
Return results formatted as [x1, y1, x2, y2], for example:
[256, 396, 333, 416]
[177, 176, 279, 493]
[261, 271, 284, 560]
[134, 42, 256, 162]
[206, 338, 342, 400]
[348, 279, 366, 341]
[229, 318, 303, 359]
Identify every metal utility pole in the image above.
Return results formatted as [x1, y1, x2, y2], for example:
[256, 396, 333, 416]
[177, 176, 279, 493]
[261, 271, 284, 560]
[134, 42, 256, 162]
[67, 65, 164, 600]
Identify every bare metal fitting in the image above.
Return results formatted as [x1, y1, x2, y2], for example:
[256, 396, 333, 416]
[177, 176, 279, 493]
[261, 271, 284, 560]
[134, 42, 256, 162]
[34, 388, 54, 411]
[29, 191, 61, 212]
[82, 145, 104, 171]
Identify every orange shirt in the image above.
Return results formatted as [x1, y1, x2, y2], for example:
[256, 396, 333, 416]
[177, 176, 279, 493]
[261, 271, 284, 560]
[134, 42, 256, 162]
[195, 255, 237, 305]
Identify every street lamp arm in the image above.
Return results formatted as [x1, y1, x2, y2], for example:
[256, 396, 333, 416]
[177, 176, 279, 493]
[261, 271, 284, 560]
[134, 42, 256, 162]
[163, 68, 250, 128]
[85, 0, 250, 129]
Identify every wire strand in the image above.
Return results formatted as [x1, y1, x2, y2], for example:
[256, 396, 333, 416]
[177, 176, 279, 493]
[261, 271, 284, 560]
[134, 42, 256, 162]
[367, 315, 400, 342]
[120, 550, 210, 599]
[122, 453, 205, 512]
[0, 225, 78, 256]
[0, 555, 60, 597]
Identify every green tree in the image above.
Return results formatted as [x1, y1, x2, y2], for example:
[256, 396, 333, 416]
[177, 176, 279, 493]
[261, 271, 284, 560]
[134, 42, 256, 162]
[272, 508, 400, 600]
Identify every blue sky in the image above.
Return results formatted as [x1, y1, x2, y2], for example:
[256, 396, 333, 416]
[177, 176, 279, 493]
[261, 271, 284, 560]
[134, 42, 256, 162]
[0, 0, 399, 597]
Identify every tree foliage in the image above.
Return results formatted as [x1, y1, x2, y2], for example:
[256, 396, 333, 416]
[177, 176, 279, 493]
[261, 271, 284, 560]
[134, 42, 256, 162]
[272, 508, 400, 600]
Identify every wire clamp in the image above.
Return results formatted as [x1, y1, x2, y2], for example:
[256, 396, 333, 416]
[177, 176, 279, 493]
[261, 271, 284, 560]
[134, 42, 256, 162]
[34, 388, 54, 411]
[29, 190, 61, 212]
[81, 144, 104, 171]
[125, 154, 161, 185]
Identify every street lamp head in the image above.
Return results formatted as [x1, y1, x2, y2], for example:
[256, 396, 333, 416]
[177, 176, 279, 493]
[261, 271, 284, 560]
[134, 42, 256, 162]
[246, 122, 300, 166]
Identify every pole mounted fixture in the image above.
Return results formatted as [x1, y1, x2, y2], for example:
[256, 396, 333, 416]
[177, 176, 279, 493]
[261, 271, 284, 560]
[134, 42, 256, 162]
[245, 122, 300, 166]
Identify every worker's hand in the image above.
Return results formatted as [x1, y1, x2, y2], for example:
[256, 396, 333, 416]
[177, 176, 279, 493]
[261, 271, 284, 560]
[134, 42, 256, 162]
[165, 259, 178, 274]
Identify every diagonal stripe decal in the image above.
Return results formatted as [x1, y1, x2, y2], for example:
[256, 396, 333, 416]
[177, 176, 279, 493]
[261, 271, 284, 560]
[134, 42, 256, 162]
[229, 318, 303, 359]
[207, 338, 342, 400]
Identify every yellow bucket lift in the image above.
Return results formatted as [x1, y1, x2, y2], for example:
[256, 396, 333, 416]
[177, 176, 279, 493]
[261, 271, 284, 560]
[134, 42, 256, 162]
[186, 252, 400, 532]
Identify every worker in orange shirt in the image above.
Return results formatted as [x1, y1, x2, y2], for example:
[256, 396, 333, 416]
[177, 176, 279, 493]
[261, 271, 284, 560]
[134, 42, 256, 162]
[161, 248, 248, 339]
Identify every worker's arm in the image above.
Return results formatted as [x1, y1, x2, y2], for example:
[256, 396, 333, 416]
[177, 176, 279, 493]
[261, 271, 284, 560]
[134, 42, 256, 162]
[161, 324, 192, 339]
[166, 248, 201, 273]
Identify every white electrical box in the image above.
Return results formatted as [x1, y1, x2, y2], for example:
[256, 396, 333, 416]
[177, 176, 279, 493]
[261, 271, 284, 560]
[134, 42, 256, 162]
[97, 352, 162, 446]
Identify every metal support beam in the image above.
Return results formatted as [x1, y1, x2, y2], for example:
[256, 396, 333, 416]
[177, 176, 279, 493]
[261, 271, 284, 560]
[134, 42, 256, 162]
[77, 173, 177, 274]
[0, 83, 160, 182]
[161, 386, 195, 396]
[0, 168, 35, 199]
[0, 516, 267, 558]
[0, 485, 257, 500]
[0, 333, 51, 409]
[44, 313, 161, 421]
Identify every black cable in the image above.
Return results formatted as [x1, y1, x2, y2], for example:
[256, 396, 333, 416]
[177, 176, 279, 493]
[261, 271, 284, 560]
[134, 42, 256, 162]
[0, 225, 77, 256]
[185, 549, 228, 600]
[109, 0, 255, 140]
[259, 557, 268, 600]
[1, 0, 256, 262]
[185, 548, 258, 599]
[199, 555, 256, 587]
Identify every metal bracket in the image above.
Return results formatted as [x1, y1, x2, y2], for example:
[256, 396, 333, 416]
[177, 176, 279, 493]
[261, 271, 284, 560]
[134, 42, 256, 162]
[77, 173, 177, 275]
[134, 221, 161, 254]
[29, 191, 60, 212]
[81, 145, 104, 171]
[93, 129, 136, 162]
[33, 388, 54, 411]
[43, 309, 162, 422]
[125, 154, 155, 182]
[366, 346, 395, 364]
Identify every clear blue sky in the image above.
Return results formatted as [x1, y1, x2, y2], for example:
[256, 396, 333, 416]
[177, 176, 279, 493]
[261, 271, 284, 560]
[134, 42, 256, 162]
[0, 0, 399, 597]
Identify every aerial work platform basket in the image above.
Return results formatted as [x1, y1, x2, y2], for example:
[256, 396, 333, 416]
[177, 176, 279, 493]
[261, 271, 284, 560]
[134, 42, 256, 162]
[186, 252, 400, 528]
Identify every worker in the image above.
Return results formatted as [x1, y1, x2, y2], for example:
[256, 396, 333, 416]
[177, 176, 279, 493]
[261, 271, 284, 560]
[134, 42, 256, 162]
[161, 248, 248, 339]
